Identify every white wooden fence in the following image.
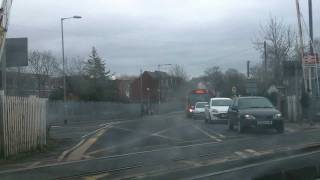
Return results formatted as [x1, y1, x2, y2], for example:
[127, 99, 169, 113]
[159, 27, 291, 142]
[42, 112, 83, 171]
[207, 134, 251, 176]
[0, 96, 47, 158]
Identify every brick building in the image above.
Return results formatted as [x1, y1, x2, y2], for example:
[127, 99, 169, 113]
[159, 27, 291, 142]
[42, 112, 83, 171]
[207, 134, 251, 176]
[130, 71, 182, 103]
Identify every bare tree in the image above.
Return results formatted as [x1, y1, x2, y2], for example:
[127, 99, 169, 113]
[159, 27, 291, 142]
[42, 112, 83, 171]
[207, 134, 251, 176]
[254, 16, 296, 85]
[28, 50, 60, 96]
[168, 64, 188, 81]
[65, 56, 86, 76]
[204, 66, 224, 93]
[313, 38, 320, 55]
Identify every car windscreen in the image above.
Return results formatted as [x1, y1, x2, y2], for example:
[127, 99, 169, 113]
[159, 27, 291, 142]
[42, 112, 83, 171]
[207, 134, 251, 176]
[196, 102, 207, 108]
[238, 98, 274, 109]
[211, 99, 232, 106]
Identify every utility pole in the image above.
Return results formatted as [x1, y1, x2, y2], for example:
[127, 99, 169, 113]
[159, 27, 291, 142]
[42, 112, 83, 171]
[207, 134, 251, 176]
[140, 68, 143, 115]
[308, 0, 318, 95]
[157, 65, 161, 105]
[295, 0, 307, 92]
[264, 41, 267, 73]
[246, 60, 250, 78]
[308, 0, 314, 55]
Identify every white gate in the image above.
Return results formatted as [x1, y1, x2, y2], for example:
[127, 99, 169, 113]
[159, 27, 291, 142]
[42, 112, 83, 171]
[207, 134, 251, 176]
[0, 96, 47, 158]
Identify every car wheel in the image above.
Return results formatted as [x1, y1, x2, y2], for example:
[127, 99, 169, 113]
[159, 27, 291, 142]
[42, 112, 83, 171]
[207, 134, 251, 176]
[237, 120, 244, 133]
[228, 120, 234, 130]
[276, 123, 284, 134]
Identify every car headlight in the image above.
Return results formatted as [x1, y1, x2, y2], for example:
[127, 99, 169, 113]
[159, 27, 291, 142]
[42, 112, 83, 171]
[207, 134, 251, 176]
[243, 114, 256, 120]
[273, 113, 282, 119]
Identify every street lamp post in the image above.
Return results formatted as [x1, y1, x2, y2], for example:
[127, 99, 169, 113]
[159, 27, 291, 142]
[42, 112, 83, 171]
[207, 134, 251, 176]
[61, 15, 82, 123]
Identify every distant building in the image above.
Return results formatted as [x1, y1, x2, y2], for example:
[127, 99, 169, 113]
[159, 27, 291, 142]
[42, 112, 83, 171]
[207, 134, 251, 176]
[130, 71, 183, 103]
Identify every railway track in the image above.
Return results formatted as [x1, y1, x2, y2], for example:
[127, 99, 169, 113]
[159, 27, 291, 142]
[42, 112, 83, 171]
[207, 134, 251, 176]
[1, 128, 320, 180]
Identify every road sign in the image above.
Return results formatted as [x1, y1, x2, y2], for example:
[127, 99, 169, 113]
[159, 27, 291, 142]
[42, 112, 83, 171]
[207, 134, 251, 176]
[5, 38, 28, 67]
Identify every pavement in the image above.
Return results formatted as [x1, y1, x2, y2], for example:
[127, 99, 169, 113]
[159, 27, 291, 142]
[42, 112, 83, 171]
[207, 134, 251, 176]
[1, 111, 320, 179]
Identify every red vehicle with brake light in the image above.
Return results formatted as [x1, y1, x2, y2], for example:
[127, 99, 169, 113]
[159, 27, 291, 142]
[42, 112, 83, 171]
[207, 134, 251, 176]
[186, 89, 214, 118]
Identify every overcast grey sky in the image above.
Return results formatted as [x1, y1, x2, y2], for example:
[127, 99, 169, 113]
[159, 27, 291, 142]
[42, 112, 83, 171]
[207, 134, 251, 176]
[6, 0, 320, 77]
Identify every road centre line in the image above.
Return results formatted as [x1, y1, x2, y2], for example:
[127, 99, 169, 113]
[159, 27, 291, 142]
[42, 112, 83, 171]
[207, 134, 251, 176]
[193, 125, 222, 142]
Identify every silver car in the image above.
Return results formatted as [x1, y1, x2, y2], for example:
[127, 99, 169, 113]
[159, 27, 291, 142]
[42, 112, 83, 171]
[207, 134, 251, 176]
[192, 102, 208, 119]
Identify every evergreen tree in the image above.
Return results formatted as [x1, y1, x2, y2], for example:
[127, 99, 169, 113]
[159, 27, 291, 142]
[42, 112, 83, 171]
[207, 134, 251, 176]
[83, 47, 111, 80]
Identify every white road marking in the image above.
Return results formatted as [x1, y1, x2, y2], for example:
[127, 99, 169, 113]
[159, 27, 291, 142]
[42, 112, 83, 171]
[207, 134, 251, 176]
[51, 126, 61, 128]
[112, 126, 180, 141]
[244, 149, 261, 156]
[234, 151, 248, 158]
[152, 127, 171, 136]
[193, 125, 222, 142]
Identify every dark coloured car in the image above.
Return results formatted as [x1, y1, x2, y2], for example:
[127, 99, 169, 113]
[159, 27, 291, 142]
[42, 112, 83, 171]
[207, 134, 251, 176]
[227, 96, 284, 133]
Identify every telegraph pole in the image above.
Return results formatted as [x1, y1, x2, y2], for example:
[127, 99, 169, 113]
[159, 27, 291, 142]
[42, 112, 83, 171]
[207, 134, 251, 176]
[308, 0, 313, 93]
[246, 60, 250, 78]
[295, 0, 307, 91]
[140, 68, 143, 115]
[264, 41, 267, 73]
[308, 0, 314, 55]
